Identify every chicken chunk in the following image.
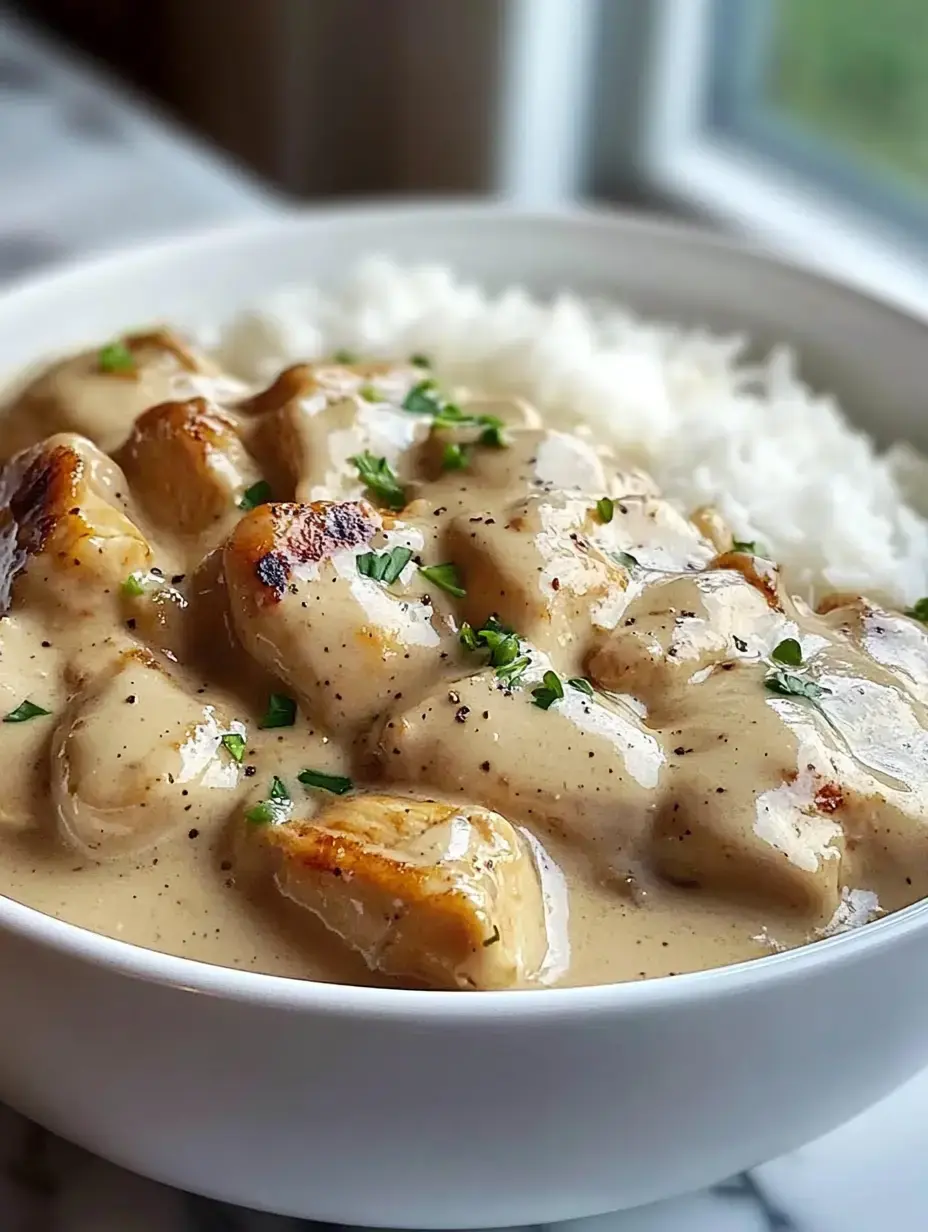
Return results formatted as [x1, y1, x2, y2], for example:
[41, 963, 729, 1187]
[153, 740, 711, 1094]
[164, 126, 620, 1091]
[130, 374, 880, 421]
[587, 568, 790, 713]
[117, 397, 261, 538]
[246, 362, 430, 503]
[256, 793, 552, 989]
[447, 493, 623, 654]
[0, 434, 152, 618]
[1, 328, 245, 460]
[818, 594, 928, 708]
[51, 649, 245, 859]
[224, 501, 449, 733]
[376, 666, 664, 879]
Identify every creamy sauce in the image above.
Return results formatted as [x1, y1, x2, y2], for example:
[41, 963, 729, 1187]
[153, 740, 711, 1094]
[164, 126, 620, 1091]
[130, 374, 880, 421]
[0, 332, 924, 989]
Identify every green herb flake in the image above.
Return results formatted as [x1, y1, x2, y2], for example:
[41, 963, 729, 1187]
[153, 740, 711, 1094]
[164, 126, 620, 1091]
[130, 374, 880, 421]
[333, 349, 356, 364]
[732, 540, 759, 555]
[459, 622, 479, 651]
[356, 546, 413, 586]
[611, 550, 639, 570]
[98, 341, 135, 374]
[905, 597, 928, 624]
[298, 768, 354, 795]
[596, 497, 614, 524]
[245, 775, 291, 826]
[258, 693, 297, 729]
[349, 450, 407, 511]
[121, 572, 146, 598]
[3, 699, 50, 723]
[532, 670, 565, 711]
[479, 423, 507, 448]
[418, 562, 466, 598]
[771, 637, 802, 667]
[220, 732, 246, 763]
[764, 670, 831, 703]
[568, 677, 594, 696]
[359, 384, 379, 403]
[238, 479, 272, 511]
[403, 379, 443, 416]
[482, 924, 501, 947]
[442, 442, 469, 471]
[410, 353, 431, 368]
[496, 655, 530, 687]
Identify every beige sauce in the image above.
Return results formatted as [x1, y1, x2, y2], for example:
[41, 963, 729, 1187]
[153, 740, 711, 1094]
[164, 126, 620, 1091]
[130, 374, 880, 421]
[0, 333, 925, 989]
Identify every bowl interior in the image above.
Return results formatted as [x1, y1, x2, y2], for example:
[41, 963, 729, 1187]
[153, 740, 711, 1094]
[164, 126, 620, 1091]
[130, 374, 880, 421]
[1, 200, 928, 1013]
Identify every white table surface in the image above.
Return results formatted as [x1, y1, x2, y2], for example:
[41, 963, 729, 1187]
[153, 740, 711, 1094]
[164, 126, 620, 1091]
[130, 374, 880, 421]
[1, 9, 927, 1231]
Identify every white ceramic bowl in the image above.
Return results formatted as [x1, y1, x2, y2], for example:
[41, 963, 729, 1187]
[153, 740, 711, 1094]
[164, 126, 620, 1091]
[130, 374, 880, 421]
[2, 204, 928, 1229]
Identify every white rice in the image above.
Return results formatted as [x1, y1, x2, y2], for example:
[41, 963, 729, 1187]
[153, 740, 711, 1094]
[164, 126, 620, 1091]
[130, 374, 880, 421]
[210, 256, 928, 608]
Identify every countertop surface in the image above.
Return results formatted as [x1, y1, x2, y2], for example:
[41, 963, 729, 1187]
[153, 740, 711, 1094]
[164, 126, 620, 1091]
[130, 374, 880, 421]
[1, 9, 927, 1232]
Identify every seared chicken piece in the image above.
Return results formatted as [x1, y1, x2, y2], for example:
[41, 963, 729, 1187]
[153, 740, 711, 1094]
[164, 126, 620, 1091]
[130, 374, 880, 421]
[224, 501, 449, 733]
[377, 666, 663, 878]
[649, 664, 846, 917]
[246, 361, 430, 503]
[447, 493, 624, 654]
[0, 434, 152, 617]
[818, 594, 928, 708]
[52, 649, 245, 859]
[117, 397, 261, 538]
[256, 793, 551, 989]
[1, 328, 245, 460]
[587, 568, 790, 711]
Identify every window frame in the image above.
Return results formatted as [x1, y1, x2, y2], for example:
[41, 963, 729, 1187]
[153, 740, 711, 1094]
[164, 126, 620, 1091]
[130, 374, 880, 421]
[591, 0, 928, 318]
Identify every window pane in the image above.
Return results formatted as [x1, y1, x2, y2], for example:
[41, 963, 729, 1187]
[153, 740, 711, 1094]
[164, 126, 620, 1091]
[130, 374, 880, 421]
[768, 0, 928, 193]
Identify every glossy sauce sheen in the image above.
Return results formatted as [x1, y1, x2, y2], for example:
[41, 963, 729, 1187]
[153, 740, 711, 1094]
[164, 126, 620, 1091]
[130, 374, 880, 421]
[0, 333, 926, 989]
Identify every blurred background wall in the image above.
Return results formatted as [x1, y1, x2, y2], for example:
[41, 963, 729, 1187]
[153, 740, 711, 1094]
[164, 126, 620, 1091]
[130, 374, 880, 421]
[3, 0, 927, 311]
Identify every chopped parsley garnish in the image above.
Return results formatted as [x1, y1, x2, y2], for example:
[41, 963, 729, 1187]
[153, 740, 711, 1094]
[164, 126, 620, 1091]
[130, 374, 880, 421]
[442, 442, 469, 471]
[98, 341, 135, 373]
[245, 775, 291, 826]
[418, 562, 466, 597]
[402, 379, 508, 446]
[596, 497, 614, 524]
[459, 622, 480, 651]
[532, 670, 565, 710]
[3, 699, 50, 723]
[732, 540, 759, 555]
[220, 733, 246, 763]
[298, 768, 354, 795]
[496, 655, 530, 687]
[568, 677, 594, 696]
[478, 423, 507, 448]
[333, 349, 356, 363]
[349, 451, 406, 511]
[238, 480, 272, 511]
[460, 616, 529, 685]
[359, 384, 379, 402]
[258, 692, 296, 729]
[403, 379, 444, 416]
[906, 598, 928, 623]
[356, 546, 413, 585]
[410, 353, 431, 368]
[611, 550, 639, 570]
[771, 637, 802, 667]
[121, 572, 146, 597]
[764, 670, 831, 703]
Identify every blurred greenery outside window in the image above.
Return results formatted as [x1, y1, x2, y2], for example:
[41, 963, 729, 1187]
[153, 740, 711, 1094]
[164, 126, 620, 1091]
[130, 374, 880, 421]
[710, 0, 928, 238]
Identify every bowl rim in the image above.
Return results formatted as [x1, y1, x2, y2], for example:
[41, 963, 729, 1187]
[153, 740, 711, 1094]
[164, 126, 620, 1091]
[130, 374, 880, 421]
[2, 196, 928, 1021]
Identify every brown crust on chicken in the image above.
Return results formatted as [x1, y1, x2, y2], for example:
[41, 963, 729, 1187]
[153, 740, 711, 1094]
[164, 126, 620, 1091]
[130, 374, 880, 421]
[118, 397, 255, 534]
[245, 364, 315, 415]
[225, 500, 378, 607]
[712, 550, 782, 609]
[0, 443, 83, 612]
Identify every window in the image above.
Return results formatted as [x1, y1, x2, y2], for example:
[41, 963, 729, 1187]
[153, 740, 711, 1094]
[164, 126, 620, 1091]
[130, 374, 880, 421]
[590, 0, 928, 316]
